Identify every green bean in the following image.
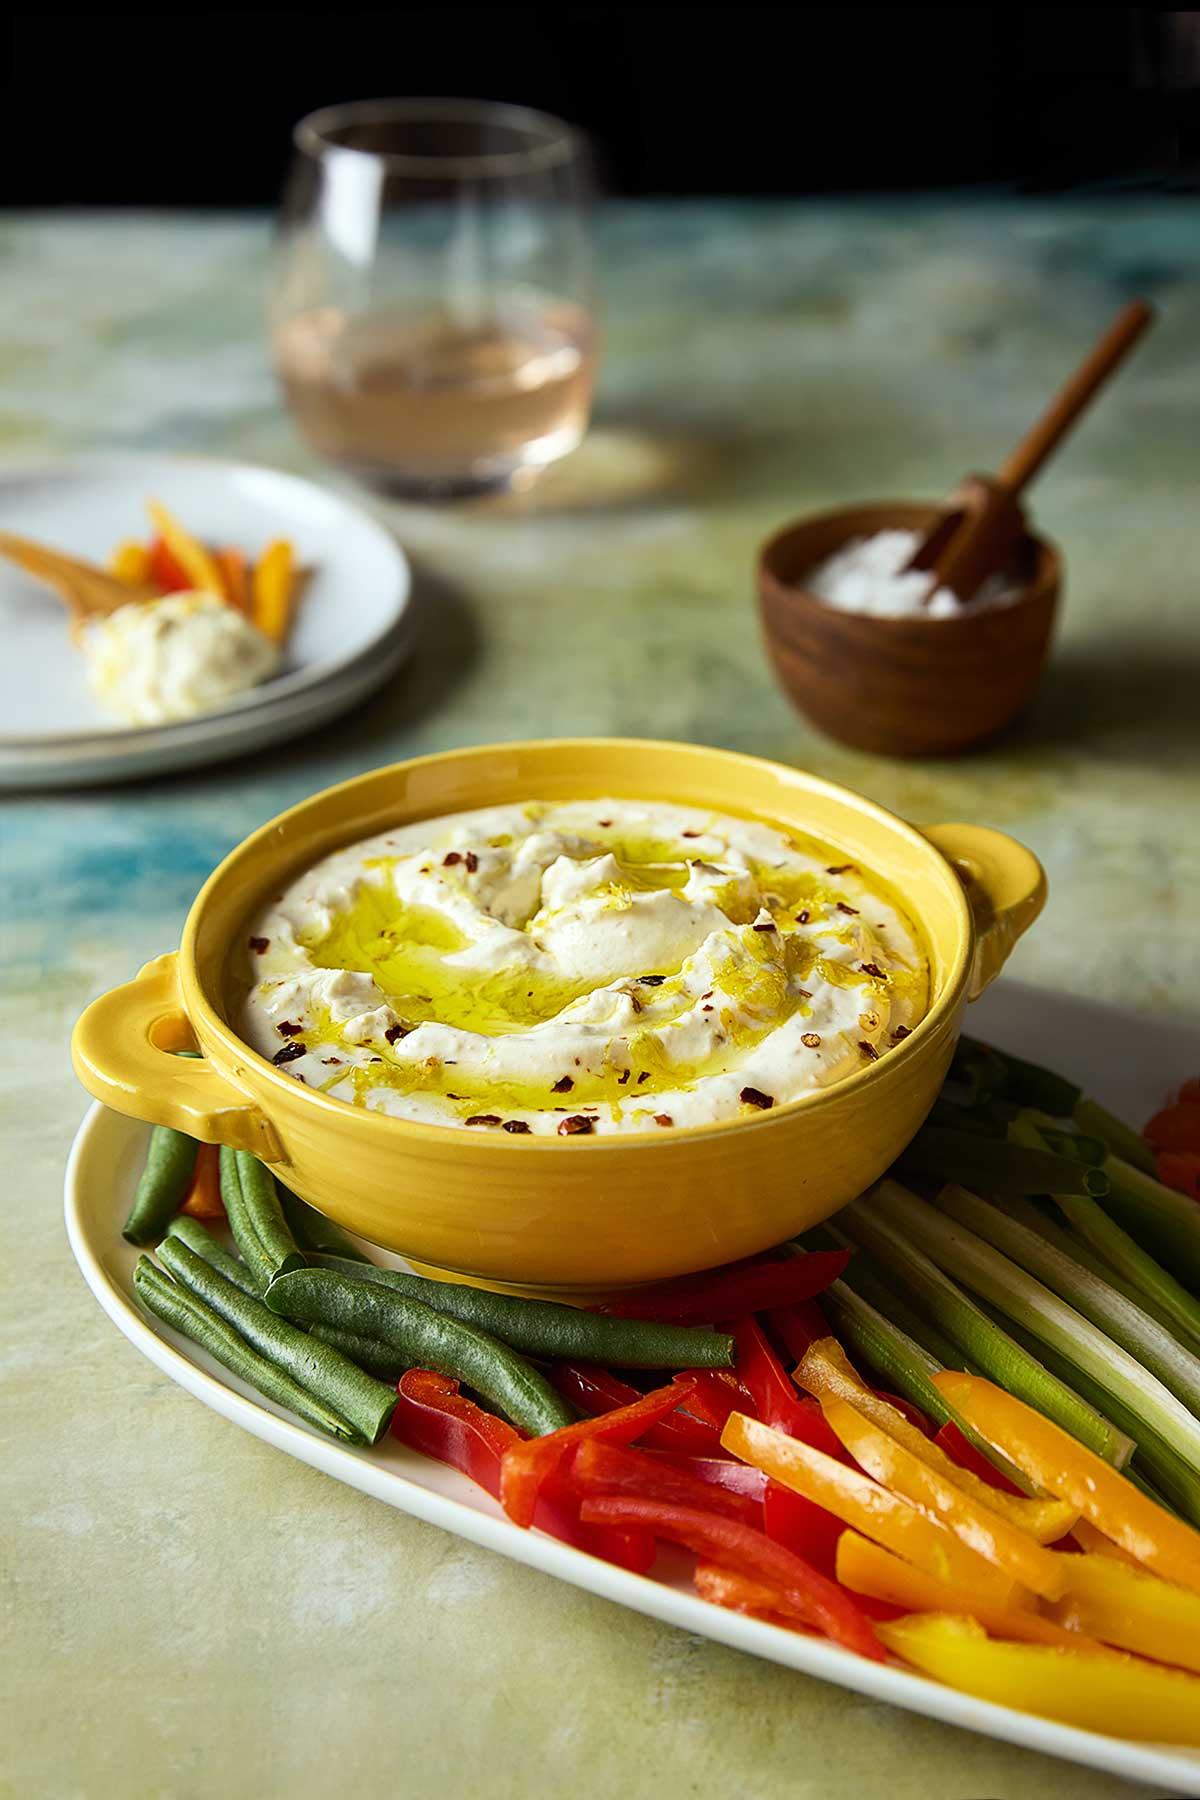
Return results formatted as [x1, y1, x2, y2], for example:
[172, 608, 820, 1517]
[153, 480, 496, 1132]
[133, 1258, 360, 1442]
[234, 1152, 304, 1281]
[218, 1145, 268, 1280]
[278, 1187, 373, 1263]
[157, 1238, 397, 1444]
[163, 1214, 262, 1297]
[310, 1324, 408, 1383]
[898, 1127, 1108, 1197]
[122, 1126, 198, 1245]
[267, 1269, 575, 1437]
[304, 1254, 736, 1369]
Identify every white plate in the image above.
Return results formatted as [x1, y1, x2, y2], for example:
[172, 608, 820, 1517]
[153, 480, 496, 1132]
[64, 979, 1200, 1794]
[0, 455, 413, 786]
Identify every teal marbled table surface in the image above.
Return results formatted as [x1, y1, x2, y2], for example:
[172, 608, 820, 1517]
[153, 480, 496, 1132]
[2, 203, 1198, 1799]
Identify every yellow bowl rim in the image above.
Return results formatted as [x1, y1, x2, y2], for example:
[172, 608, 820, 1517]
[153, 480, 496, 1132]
[179, 737, 973, 1154]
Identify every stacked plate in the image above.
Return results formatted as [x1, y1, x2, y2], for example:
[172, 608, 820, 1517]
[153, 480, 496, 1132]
[0, 455, 415, 787]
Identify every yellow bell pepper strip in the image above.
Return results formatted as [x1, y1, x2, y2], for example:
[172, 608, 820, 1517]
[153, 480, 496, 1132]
[721, 1411, 1030, 1608]
[835, 1530, 1110, 1652]
[109, 539, 152, 585]
[1047, 1552, 1200, 1674]
[822, 1398, 1068, 1600]
[145, 500, 225, 597]
[876, 1613, 1200, 1746]
[251, 539, 296, 643]
[933, 1371, 1200, 1595]
[797, 1338, 1077, 1544]
[215, 546, 250, 613]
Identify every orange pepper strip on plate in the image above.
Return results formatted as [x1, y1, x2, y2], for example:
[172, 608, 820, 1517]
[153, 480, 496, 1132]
[1069, 1517, 1141, 1564]
[252, 539, 296, 643]
[721, 1411, 1030, 1608]
[797, 1339, 1076, 1545]
[109, 539, 152, 585]
[835, 1530, 1108, 1651]
[179, 1143, 225, 1220]
[215, 546, 250, 613]
[146, 500, 226, 597]
[933, 1370, 1200, 1595]
[822, 1398, 1068, 1601]
[1045, 1552, 1200, 1673]
[877, 1613, 1200, 1746]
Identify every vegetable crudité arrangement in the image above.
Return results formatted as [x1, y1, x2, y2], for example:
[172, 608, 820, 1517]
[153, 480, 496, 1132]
[125, 1039, 1200, 1748]
[111, 499, 300, 643]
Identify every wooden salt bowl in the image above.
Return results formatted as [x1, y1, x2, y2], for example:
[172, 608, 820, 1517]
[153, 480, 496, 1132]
[756, 502, 1061, 758]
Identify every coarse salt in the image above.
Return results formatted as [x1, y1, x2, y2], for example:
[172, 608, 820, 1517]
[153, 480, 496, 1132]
[807, 528, 1019, 620]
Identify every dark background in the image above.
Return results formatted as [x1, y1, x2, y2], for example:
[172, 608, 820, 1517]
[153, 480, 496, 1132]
[2, 7, 1198, 204]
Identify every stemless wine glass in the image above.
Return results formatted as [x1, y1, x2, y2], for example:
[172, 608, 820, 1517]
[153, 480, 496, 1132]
[270, 98, 597, 498]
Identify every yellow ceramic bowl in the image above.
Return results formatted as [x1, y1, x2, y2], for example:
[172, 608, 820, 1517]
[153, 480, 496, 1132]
[71, 740, 1045, 1290]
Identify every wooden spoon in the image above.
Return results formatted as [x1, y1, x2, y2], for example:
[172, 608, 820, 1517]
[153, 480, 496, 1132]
[905, 300, 1155, 605]
[0, 531, 160, 641]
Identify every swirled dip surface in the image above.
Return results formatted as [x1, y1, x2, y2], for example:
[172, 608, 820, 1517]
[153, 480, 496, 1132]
[240, 801, 928, 1135]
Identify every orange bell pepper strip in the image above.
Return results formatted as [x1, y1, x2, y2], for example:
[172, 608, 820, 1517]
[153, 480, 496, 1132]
[1143, 1103, 1200, 1152]
[109, 539, 152, 585]
[215, 546, 250, 613]
[1046, 1552, 1200, 1673]
[146, 500, 225, 597]
[1069, 1517, 1140, 1564]
[797, 1339, 1076, 1544]
[822, 1398, 1068, 1600]
[835, 1530, 1109, 1651]
[721, 1411, 1030, 1608]
[877, 1613, 1200, 1746]
[252, 539, 296, 643]
[933, 1370, 1200, 1595]
[179, 1143, 225, 1220]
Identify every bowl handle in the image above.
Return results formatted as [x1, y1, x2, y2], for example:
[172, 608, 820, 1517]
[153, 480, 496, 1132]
[71, 952, 283, 1159]
[920, 824, 1047, 1001]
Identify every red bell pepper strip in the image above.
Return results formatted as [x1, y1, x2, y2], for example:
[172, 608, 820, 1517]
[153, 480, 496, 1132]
[874, 1390, 934, 1438]
[148, 534, 193, 593]
[763, 1478, 844, 1578]
[500, 1378, 699, 1528]
[644, 1452, 768, 1505]
[597, 1251, 851, 1324]
[391, 1372, 652, 1570]
[1143, 1104, 1200, 1152]
[549, 1364, 723, 1455]
[678, 1369, 756, 1432]
[934, 1421, 1025, 1496]
[731, 1315, 846, 1457]
[693, 1559, 804, 1624]
[576, 1496, 884, 1661]
[569, 1438, 761, 1526]
[1178, 1079, 1200, 1105]
[766, 1299, 830, 1363]
[1157, 1151, 1200, 1201]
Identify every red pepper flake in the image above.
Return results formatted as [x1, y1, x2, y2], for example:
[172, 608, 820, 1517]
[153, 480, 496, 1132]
[859, 1041, 880, 1062]
[837, 902, 859, 917]
[637, 1072, 650, 1084]
[502, 1119, 531, 1134]
[276, 1020, 304, 1037]
[551, 1076, 574, 1094]
[465, 1114, 502, 1128]
[796, 986, 812, 1001]
[272, 1042, 306, 1065]
[802, 1032, 822, 1049]
[419, 865, 431, 874]
[826, 863, 855, 875]
[795, 910, 810, 925]
[860, 962, 885, 979]
[558, 1115, 595, 1136]
[752, 920, 777, 933]
[384, 1023, 409, 1045]
[701, 990, 714, 1000]
[639, 974, 666, 987]
[702, 1004, 714, 1012]
[740, 1086, 775, 1110]
[442, 851, 462, 866]
[322, 1056, 343, 1065]
[370, 1056, 383, 1063]
[682, 829, 700, 838]
[654, 1113, 674, 1127]
[892, 1024, 912, 1043]
[597, 818, 613, 828]
[249, 936, 270, 954]
[615, 1069, 630, 1086]
[464, 851, 479, 873]
[447, 1093, 468, 1100]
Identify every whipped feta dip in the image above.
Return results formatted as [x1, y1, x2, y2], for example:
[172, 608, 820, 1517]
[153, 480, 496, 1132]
[809, 528, 1019, 620]
[85, 590, 280, 725]
[240, 800, 928, 1136]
